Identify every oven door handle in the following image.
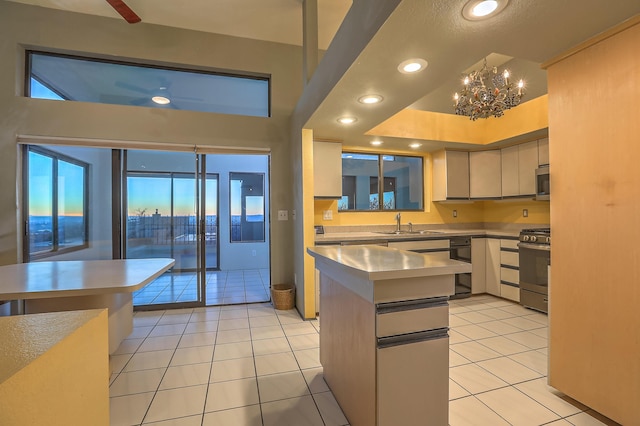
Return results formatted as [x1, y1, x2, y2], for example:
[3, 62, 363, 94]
[517, 242, 551, 251]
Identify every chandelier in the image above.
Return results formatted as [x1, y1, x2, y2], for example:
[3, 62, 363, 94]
[453, 58, 525, 120]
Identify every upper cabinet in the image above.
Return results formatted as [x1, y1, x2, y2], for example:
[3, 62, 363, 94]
[313, 141, 342, 198]
[469, 150, 501, 199]
[518, 141, 538, 195]
[432, 150, 469, 201]
[538, 137, 549, 166]
[501, 140, 540, 198]
[432, 137, 549, 202]
[501, 145, 520, 197]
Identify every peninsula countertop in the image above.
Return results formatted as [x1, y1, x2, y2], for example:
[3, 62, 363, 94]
[0, 258, 175, 300]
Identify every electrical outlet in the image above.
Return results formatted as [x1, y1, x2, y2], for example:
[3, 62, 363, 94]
[523, 209, 529, 217]
[278, 210, 288, 221]
[292, 210, 296, 220]
[322, 210, 333, 220]
[453, 210, 458, 218]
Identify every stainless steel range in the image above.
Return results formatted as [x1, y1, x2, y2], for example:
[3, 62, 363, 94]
[518, 228, 550, 313]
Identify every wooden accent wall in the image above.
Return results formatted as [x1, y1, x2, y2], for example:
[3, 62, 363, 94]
[545, 17, 640, 425]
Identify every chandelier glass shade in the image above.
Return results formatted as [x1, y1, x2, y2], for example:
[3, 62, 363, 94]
[454, 58, 525, 120]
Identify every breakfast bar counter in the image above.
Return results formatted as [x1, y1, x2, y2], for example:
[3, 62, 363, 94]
[0, 258, 174, 353]
[307, 245, 471, 426]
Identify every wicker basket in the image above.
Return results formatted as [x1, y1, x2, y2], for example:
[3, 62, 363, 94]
[271, 284, 295, 310]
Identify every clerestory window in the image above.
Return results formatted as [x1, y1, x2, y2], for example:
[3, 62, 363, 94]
[26, 51, 270, 117]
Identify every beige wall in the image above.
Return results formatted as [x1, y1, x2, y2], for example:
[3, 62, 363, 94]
[0, 2, 303, 285]
[546, 17, 640, 425]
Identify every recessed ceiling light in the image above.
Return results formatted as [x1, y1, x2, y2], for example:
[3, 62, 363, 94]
[462, 0, 509, 21]
[337, 116, 357, 124]
[358, 94, 383, 104]
[397, 58, 428, 74]
[409, 142, 422, 149]
[152, 95, 171, 105]
[370, 140, 383, 146]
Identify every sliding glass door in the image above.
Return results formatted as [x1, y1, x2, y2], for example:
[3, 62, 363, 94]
[126, 172, 205, 271]
[125, 150, 219, 307]
[22, 144, 269, 309]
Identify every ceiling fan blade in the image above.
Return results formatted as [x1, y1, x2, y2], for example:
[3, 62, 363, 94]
[105, 0, 141, 24]
[129, 97, 150, 106]
[115, 81, 152, 94]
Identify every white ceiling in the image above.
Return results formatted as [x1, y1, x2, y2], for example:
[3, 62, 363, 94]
[7, 0, 640, 152]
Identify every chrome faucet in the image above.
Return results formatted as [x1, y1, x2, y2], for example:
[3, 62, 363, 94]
[395, 213, 401, 233]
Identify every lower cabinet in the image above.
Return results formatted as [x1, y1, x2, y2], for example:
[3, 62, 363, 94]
[471, 238, 486, 294]
[500, 239, 520, 302]
[485, 238, 501, 296]
[484, 237, 520, 301]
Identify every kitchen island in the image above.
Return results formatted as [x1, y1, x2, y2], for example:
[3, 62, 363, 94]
[307, 245, 471, 426]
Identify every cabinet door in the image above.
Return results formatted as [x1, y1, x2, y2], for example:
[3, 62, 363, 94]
[501, 145, 520, 197]
[469, 150, 501, 198]
[471, 238, 486, 294]
[446, 151, 470, 199]
[377, 336, 449, 426]
[485, 238, 501, 296]
[313, 141, 342, 198]
[538, 137, 549, 166]
[518, 141, 539, 195]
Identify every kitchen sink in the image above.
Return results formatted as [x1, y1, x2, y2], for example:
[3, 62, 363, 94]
[374, 230, 442, 235]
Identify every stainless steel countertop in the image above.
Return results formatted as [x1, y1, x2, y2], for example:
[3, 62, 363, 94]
[314, 228, 520, 244]
[307, 245, 472, 281]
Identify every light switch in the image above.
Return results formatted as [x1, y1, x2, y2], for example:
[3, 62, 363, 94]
[278, 210, 288, 221]
[323, 210, 333, 220]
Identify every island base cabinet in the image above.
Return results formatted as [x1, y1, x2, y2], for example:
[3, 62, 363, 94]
[319, 272, 376, 426]
[377, 336, 449, 425]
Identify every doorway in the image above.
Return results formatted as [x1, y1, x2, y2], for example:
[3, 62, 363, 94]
[126, 150, 271, 308]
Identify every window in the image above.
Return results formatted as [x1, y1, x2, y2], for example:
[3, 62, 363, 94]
[26, 51, 270, 117]
[230, 173, 265, 242]
[24, 146, 89, 259]
[339, 153, 423, 211]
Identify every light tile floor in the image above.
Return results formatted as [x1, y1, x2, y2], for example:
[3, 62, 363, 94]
[110, 295, 620, 426]
[133, 269, 271, 306]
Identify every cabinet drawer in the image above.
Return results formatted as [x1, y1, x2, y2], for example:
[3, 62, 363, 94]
[500, 267, 519, 285]
[500, 239, 519, 250]
[501, 284, 520, 302]
[388, 240, 449, 251]
[500, 251, 519, 267]
[376, 304, 448, 338]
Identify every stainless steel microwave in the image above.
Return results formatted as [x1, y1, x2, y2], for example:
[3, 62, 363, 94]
[535, 166, 550, 200]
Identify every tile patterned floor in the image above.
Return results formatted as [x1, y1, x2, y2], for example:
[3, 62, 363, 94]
[110, 295, 620, 425]
[132, 269, 271, 306]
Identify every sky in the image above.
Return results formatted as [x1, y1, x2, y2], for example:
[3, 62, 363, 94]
[29, 148, 263, 219]
[31, 78, 63, 100]
[29, 151, 85, 216]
